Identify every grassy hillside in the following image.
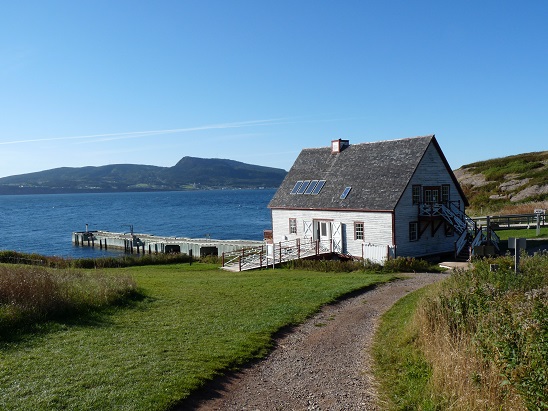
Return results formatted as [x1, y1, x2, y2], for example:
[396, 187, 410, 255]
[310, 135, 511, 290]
[454, 151, 548, 215]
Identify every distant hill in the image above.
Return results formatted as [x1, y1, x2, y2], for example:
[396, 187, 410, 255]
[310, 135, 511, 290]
[454, 151, 548, 213]
[0, 157, 287, 194]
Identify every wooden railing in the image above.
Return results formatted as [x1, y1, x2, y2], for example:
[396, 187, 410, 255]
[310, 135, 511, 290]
[222, 238, 332, 271]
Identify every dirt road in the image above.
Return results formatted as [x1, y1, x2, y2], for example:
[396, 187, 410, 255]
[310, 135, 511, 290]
[179, 273, 448, 411]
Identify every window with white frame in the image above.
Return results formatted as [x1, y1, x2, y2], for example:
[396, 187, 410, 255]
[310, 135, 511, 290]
[354, 222, 364, 240]
[289, 218, 297, 234]
[409, 221, 419, 241]
[412, 185, 421, 204]
[442, 184, 450, 203]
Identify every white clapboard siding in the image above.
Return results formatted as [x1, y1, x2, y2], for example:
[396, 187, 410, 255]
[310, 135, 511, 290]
[271, 209, 394, 258]
[394, 142, 465, 257]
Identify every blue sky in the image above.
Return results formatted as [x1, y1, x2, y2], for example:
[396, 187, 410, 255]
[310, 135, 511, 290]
[0, 0, 546, 178]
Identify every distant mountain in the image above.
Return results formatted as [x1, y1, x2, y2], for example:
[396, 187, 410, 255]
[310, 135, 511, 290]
[0, 157, 287, 194]
[454, 151, 548, 213]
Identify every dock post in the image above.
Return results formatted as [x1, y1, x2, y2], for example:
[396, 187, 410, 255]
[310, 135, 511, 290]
[100, 239, 103, 250]
[105, 239, 107, 250]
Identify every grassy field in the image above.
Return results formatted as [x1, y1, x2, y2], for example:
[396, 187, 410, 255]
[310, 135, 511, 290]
[0, 263, 394, 410]
[495, 226, 548, 240]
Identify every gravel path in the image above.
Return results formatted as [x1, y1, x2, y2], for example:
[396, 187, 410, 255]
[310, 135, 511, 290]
[179, 273, 449, 411]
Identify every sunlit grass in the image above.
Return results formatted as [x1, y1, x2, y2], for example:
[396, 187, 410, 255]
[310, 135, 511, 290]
[495, 226, 548, 240]
[0, 263, 394, 410]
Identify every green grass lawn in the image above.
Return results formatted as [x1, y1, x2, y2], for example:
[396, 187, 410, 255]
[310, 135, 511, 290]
[373, 285, 442, 410]
[0, 263, 394, 410]
[495, 226, 548, 240]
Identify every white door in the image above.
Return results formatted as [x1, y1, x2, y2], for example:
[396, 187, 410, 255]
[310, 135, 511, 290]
[303, 221, 313, 240]
[332, 222, 342, 253]
[315, 220, 331, 252]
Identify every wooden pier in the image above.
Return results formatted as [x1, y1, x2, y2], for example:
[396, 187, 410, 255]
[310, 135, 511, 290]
[72, 230, 265, 257]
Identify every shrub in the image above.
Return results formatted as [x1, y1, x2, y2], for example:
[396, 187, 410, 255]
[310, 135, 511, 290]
[0, 250, 192, 269]
[417, 253, 548, 409]
[282, 256, 441, 273]
[0, 265, 138, 330]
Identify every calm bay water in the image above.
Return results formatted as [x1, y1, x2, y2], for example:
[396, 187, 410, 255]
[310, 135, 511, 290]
[0, 189, 275, 258]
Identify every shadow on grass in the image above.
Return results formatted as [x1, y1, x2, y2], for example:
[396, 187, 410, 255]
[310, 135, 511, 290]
[0, 290, 151, 349]
[170, 282, 386, 410]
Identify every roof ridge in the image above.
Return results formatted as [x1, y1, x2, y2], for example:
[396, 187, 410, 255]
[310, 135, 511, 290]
[304, 135, 434, 150]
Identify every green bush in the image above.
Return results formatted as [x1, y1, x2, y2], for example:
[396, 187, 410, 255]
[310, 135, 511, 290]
[422, 253, 548, 409]
[283, 256, 441, 273]
[0, 265, 138, 329]
[0, 250, 192, 269]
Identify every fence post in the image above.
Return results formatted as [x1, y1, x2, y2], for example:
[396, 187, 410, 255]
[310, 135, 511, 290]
[238, 256, 242, 272]
[222, 252, 225, 267]
[279, 241, 282, 263]
[297, 238, 300, 258]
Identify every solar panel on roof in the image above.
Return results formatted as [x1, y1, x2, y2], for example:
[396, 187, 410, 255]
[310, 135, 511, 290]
[297, 180, 310, 194]
[304, 180, 319, 195]
[311, 180, 326, 195]
[290, 181, 303, 194]
[340, 186, 352, 199]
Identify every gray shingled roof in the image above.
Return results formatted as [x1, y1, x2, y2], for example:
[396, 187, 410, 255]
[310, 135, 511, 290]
[268, 135, 463, 211]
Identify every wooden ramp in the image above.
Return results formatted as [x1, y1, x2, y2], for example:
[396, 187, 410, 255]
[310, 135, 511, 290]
[221, 238, 332, 272]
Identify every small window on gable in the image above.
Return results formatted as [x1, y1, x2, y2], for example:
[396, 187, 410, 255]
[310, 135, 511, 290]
[442, 184, 450, 203]
[340, 186, 351, 199]
[412, 185, 421, 204]
[290, 181, 303, 194]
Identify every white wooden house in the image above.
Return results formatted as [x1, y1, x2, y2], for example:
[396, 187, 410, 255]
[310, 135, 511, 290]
[267, 135, 482, 263]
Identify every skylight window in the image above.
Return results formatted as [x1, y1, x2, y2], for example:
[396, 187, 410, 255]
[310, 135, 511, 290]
[297, 180, 311, 194]
[304, 180, 319, 195]
[340, 186, 352, 199]
[311, 180, 326, 195]
[290, 181, 304, 194]
[291, 179, 326, 195]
